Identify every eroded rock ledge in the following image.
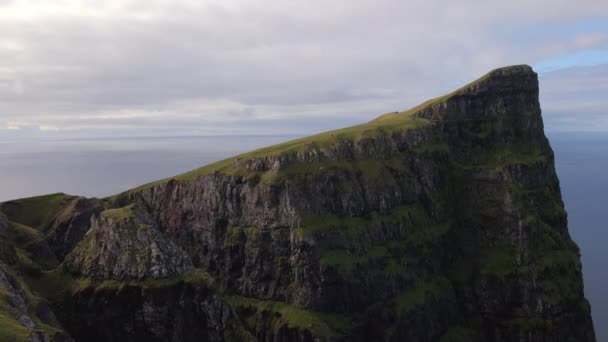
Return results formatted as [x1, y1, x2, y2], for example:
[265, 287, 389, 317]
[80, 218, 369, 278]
[64, 205, 193, 280]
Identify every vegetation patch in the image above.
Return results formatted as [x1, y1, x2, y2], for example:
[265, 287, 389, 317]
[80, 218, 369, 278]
[439, 327, 480, 342]
[0, 287, 30, 342]
[412, 142, 450, 154]
[320, 243, 407, 275]
[223, 226, 262, 248]
[8, 222, 42, 247]
[0, 193, 72, 230]
[539, 250, 580, 273]
[24, 269, 78, 301]
[504, 313, 546, 332]
[454, 142, 546, 172]
[301, 204, 429, 238]
[26, 268, 213, 301]
[537, 250, 582, 305]
[15, 248, 44, 277]
[0, 268, 65, 340]
[319, 250, 367, 273]
[313, 205, 454, 277]
[127, 105, 432, 193]
[226, 295, 352, 338]
[100, 204, 135, 221]
[394, 277, 451, 315]
[92, 269, 214, 292]
[479, 248, 518, 277]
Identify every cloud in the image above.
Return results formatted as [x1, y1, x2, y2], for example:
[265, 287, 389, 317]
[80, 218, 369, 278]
[575, 32, 608, 49]
[540, 64, 608, 131]
[0, 0, 607, 137]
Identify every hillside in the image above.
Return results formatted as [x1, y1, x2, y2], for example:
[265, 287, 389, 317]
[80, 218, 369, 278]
[0, 65, 596, 342]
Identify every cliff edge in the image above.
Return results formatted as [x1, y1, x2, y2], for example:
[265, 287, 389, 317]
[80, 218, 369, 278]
[0, 65, 596, 342]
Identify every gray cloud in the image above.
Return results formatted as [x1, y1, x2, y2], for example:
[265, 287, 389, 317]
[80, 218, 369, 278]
[0, 0, 607, 137]
[540, 64, 608, 131]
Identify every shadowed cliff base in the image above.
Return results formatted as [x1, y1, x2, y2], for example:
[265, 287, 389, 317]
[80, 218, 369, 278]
[0, 65, 596, 341]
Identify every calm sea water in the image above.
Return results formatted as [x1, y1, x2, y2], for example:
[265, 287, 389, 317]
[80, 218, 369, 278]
[547, 131, 608, 341]
[0, 136, 293, 201]
[0, 132, 605, 339]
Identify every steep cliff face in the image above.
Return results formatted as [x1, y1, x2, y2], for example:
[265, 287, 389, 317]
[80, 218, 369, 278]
[0, 212, 73, 341]
[0, 65, 596, 341]
[64, 204, 193, 280]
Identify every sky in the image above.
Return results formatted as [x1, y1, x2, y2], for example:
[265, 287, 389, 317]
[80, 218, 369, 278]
[0, 0, 607, 139]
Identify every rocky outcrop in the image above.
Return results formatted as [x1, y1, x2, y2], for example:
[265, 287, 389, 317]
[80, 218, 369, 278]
[57, 279, 251, 342]
[64, 205, 193, 280]
[119, 65, 594, 340]
[0, 213, 17, 265]
[0, 65, 596, 341]
[0, 262, 73, 341]
[45, 197, 106, 261]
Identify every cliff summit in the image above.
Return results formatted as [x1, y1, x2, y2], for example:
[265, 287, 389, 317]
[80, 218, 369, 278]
[0, 65, 596, 342]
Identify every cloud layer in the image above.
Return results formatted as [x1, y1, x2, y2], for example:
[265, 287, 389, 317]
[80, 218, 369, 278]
[1, 0, 607, 137]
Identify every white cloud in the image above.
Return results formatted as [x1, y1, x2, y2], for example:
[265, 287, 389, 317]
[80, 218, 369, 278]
[575, 32, 608, 49]
[540, 64, 608, 131]
[0, 0, 607, 137]
[38, 125, 60, 131]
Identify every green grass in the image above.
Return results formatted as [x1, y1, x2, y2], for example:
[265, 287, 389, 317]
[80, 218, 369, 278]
[539, 250, 580, 273]
[8, 222, 41, 246]
[439, 327, 480, 342]
[412, 143, 450, 154]
[0, 268, 67, 341]
[452, 142, 546, 172]
[89, 269, 214, 292]
[0, 288, 30, 342]
[485, 145, 545, 169]
[120, 65, 529, 195]
[537, 249, 583, 305]
[319, 245, 394, 273]
[319, 250, 365, 272]
[27, 268, 214, 301]
[504, 314, 546, 332]
[372, 65, 529, 124]
[480, 248, 517, 277]
[100, 204, 135, 221]
[126, 101, 434, 193]
[270, 158, 406, 188]
[394, 277, 450, 315]
[309, 204, 454, 275]
[300, 203, 428, 238]
[316, 219, 452, 276]
[15, 248, 42, 277]
[226, 295, 352, 338]
[24, 269, 77, 301]
[0, 193, 72, 230]
[223, 226, 262, 248]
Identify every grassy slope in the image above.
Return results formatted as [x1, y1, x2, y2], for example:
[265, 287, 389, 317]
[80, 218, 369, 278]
[0, 287, 30, 342]
[226, 295, 352, 338]
[0, 193, 72, 230]
[100, 204, 135, 221]
[128, 113, 429, 192]
[127, 66, 522, 194]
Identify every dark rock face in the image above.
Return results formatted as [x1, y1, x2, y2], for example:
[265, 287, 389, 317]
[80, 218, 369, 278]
[0, 213, 17, 265]
[45, 197, 106, 261]
[0, 65, 596, 341]
[63, 205, 193, 280]
[0, 262, 74, 342]
[120, 65, 594, 340]
[57, 282, 250, 342]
